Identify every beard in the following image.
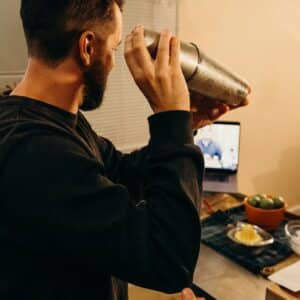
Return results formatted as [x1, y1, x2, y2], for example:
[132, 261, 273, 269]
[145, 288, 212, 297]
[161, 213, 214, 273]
[80, 58, 109, 111]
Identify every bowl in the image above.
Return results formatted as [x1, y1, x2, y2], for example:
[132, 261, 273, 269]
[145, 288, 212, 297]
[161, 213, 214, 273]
[227, 222, 274, 247]
[285, 220, 300, 255]
[244, 196, 285, 230]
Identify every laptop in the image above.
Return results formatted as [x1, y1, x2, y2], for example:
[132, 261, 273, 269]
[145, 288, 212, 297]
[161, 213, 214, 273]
[194, 121, 241, 193]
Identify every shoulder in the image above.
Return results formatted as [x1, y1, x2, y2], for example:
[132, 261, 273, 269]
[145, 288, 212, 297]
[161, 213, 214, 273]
[9, 133, 98, 172]
[2, 133, 104, 186]
[25, 133, 88, 157]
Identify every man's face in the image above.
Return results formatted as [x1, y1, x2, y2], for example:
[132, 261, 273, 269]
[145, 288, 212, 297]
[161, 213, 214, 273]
[80, 3, 123, 111]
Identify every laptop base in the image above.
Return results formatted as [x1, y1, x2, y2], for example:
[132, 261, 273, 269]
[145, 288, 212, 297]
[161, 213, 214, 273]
[203, 173, 238, 194]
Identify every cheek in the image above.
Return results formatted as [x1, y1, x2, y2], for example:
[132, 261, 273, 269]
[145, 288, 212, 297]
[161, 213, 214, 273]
[110, 53, 116, 70]
[104, 51, 115, 72]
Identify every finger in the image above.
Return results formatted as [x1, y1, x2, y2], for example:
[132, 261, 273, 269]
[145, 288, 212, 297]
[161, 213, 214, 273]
[229, 98, 250, 110]
[238, 98, 250, 107]
[131, 25, 153, 70]
[241, 98, 250, 106]
[191, 105, 198, 113]
[170, 36, 181, 69]
[181, 288, 197, 300]
[209, 104, 229, 120]
[124, 33, 135, 67]
[194, 120, 212, 130]
[191, 96, 222, 110]
[193, 111, 212, 127]
[190, 90, 205, 102]
[156, 29, 172, 69]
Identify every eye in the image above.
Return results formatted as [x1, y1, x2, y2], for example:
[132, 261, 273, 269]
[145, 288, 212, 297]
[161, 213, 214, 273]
[113, 40, 122, 52]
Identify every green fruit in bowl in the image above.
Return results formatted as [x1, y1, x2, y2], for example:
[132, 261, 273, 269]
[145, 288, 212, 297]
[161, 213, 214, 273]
[257, 194, 267, 200]
[259, 197, 274, 210]
[248, 195, 261, 207]
[273, 196, 285, 209]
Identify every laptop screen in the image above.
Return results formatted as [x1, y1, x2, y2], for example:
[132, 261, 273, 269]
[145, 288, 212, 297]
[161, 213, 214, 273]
[194, 121, 241, 173]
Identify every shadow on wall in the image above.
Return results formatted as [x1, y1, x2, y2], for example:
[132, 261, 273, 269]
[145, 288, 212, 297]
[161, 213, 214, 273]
[253, 147, 300, 204]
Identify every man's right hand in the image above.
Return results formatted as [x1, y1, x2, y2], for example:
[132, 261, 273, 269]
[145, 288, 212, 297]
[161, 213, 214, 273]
[124, 25, 190, 114]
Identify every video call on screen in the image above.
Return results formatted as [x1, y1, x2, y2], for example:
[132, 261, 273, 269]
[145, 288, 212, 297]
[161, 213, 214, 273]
[194, 123, 240, 171]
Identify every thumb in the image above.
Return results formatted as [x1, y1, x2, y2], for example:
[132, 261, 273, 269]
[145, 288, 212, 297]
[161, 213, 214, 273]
[181, 288, 196, 300]
[181, 288, 205, 300]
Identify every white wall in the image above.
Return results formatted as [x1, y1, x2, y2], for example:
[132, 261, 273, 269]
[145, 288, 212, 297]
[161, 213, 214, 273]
[0, 0, 26, 92]
[179, 0, 300, 205]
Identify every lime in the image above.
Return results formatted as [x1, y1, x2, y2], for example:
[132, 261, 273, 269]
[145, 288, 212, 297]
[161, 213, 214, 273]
[273, 196, 285, 209]
[248, 196, 260, 207]
[257, 194, 267, 200]
[259, 197, 274, 209]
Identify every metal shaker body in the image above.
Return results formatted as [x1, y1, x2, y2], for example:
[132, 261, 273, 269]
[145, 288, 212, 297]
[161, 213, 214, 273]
[144, 29, 251, 106]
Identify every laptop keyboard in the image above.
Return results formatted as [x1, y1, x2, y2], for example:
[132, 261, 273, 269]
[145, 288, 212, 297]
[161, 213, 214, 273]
[204, 173, 230, 182]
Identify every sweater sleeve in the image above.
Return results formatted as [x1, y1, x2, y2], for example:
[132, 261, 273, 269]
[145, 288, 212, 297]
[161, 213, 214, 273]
[3, 111, 204, 294]
[98, 111, 204, 208]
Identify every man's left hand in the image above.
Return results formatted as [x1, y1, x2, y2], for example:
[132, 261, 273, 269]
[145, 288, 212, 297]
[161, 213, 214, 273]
[181, 288, 205, 300]
[190, 91, 249, 129]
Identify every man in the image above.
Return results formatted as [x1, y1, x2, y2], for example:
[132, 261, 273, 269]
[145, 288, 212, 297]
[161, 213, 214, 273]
[0, 1, 248, 299]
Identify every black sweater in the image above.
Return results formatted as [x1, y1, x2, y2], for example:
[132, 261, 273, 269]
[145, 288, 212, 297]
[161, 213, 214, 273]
[0, 96, 204, 300]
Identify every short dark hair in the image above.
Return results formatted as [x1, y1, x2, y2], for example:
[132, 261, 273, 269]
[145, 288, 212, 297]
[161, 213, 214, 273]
[20, 0, 124, 64]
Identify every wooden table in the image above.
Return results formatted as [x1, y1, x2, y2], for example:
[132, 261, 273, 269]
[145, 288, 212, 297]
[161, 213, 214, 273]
[129, 193, 299, 300]
[129, 242, 270, 300]
[266, 283, 300, 300]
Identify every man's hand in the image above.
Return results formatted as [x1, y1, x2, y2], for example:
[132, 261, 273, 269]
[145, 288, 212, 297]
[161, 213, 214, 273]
[181, 288, 205, 300]
[124, 25, 190, 113]
[190, 91, 249, 129]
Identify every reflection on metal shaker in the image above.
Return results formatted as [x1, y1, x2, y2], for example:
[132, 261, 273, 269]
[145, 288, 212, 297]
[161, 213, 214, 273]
[144, 29, 251, 106]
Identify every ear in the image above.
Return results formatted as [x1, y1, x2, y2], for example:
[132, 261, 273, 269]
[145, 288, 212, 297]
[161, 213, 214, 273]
[78, 31, 96, 67]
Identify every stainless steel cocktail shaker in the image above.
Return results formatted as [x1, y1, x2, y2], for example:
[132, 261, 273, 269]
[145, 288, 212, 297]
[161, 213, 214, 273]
[144, 29, 251, 106]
